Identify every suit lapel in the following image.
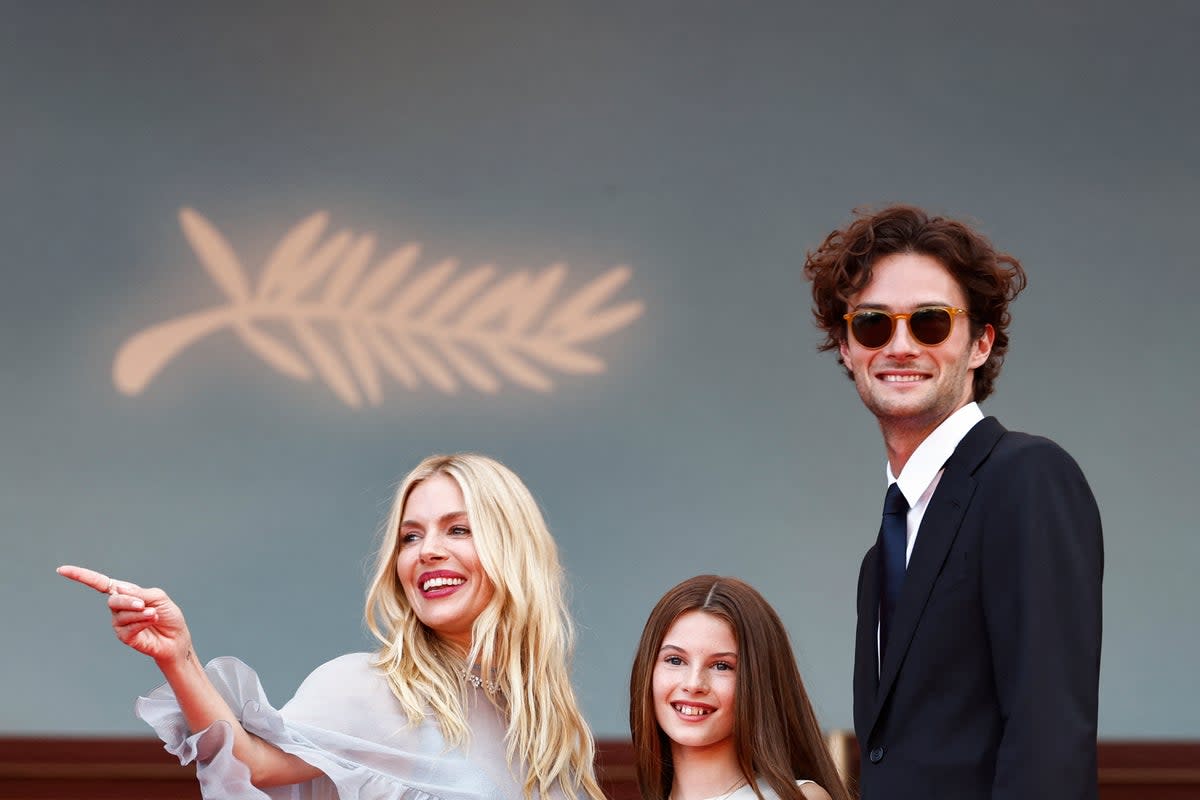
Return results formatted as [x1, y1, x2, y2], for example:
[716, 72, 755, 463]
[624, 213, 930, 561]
[867, 416, 1007, 736]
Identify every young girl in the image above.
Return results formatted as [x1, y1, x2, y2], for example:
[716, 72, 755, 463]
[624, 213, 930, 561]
[629, 575, 850, 800]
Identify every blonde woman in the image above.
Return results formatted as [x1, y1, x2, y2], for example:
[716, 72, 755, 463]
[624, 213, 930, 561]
[59, 453, 604, 800]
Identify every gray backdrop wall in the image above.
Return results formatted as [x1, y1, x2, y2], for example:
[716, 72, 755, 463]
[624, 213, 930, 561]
[4, 2, 1197, 738]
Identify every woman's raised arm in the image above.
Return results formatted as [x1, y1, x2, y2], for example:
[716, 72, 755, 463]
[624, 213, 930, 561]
[57, 565, 322, 788]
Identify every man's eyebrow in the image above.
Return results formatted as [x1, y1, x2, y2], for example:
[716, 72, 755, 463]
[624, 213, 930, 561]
[851, 301, 955, 311]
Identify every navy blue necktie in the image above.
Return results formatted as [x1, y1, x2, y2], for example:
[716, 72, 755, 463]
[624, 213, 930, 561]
[878, 483, 910, 660]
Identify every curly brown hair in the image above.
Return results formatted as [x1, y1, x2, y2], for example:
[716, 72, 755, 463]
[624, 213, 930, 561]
[803, 204, 1027, 403]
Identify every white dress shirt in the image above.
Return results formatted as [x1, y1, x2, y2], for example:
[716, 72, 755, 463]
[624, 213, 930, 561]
[886, 401, 985, 565]
[877, 402, 984, 671]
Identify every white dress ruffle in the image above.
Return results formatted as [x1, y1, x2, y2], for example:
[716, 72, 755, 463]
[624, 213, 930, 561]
[137, 653, 545, 800]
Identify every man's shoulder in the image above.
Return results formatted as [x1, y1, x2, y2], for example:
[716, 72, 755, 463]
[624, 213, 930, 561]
[991, 425, 1077, 464]
[962, 420, 1094, 496]
[962, 417, 1077, 466]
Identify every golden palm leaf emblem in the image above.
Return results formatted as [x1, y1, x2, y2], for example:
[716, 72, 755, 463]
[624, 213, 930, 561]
[113, 209, 644, 407]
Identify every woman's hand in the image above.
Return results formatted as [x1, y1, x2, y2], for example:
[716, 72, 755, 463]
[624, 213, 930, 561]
[57, 564, 322, 787]
[57, 565, 193, 667]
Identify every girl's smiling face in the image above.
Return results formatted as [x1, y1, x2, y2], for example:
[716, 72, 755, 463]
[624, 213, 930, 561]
[652, 610, 738, 758]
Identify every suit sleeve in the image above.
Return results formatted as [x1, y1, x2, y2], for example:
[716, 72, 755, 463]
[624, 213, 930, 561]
[980, 440, 1103, 800]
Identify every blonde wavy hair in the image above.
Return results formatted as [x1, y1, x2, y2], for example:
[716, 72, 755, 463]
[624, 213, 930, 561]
[365, 453, 603, 800]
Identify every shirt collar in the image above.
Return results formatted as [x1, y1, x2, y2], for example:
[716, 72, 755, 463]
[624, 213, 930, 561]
[885, 402, 984, 506]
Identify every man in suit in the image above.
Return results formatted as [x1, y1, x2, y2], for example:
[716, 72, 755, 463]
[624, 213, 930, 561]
[803, 205, 1103, 799]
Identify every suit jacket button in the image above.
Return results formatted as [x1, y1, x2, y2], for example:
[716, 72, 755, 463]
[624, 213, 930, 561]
[869, 746, 885, 763]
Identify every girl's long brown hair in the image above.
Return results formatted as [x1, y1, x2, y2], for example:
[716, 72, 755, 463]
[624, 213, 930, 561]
[630, 576, 851, 800]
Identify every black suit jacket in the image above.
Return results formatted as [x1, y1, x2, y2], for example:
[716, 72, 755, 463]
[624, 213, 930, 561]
[853, 417, 1103, 800]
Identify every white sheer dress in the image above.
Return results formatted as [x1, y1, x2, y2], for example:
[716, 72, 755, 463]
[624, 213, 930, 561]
[137, 652, 558, 800]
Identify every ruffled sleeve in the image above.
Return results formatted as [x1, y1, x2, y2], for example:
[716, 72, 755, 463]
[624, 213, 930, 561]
[136, 653, 527, 800]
